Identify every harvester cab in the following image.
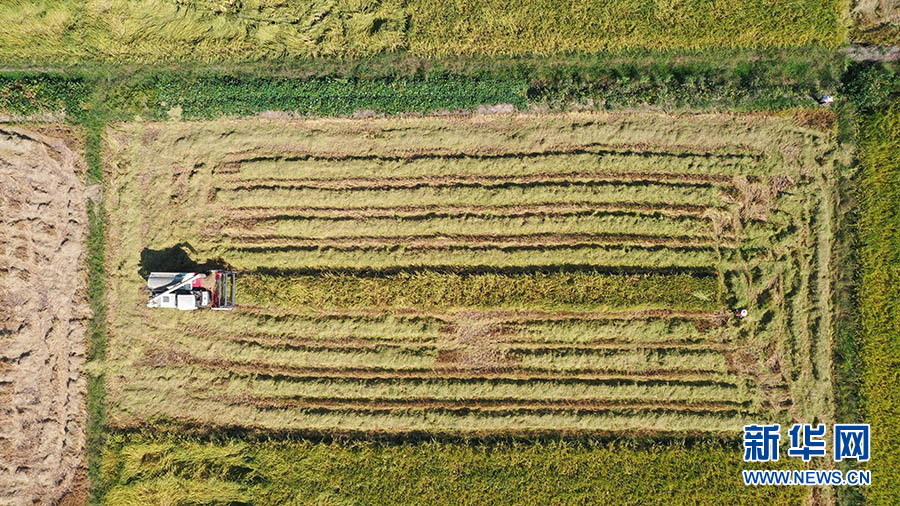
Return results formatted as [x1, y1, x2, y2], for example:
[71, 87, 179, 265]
[146, 270, 236, 310]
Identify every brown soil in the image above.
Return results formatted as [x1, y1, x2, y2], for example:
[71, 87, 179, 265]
[844, 43, 900, 60]
[790, 109, 837, 133]
[0, 126, 89, 505]
[436, 310, 515, 371]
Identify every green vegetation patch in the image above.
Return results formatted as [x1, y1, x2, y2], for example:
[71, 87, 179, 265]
[149, 73, 528, 118]
[858, 105, 900, 505]
[0, 73, 91, 118]
[241, 271, 720, 311]
[101, 434, 806, 505]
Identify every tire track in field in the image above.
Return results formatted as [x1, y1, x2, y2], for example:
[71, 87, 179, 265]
[222, 231, 738, 249]
[205, 394, 756, 415]
[216, 142, 763, 167]
[219, 172, 739, 190]
[218, 178, 722, 197]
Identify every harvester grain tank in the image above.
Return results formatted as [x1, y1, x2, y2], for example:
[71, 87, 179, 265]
[146, 270, 235, 310]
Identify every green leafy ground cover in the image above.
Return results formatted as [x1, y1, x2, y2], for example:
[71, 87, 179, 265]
[241, 272, 720, 312]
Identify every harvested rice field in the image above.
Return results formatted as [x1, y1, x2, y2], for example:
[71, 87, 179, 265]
[102, 111, 846, 435]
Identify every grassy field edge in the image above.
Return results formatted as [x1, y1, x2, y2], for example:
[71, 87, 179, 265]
[0, 48, 845, 121]
[85, 114, 108, 504]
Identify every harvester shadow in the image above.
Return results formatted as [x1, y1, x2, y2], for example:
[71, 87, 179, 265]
[138, 243, 229, 278]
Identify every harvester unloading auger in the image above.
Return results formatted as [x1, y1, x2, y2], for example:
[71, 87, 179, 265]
[146, 270, 236, 310]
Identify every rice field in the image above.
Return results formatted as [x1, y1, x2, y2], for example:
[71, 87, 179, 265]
[0, 0, 846, 62]
[406, 0, 846, 55]
[102, 112, 843, 435]
[98, 436, 807, 505]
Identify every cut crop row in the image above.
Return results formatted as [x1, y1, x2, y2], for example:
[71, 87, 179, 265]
[218, 181, 728, 210]
[513, 349, 729, 374]
[224, 212, 720, 241]
[232, 149, 764, 181]
[200, 393, 755, 418]
[212, 395, 752, 414]
[126, 348, 739, 383]
[207, 332, 731, 354]
[114, 366, 753, 405]
[220, 243, 727, 270]
[225, 202, 719, 221]
[505, 317, 734, 344]
[220, 172, 737, 191]
[110, 393, 754, 432]
[222, 232, 732, 250]
[152, 331, 735, 377]
[187, 311, 732, 346]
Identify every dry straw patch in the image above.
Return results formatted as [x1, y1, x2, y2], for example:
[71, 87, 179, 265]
[0, 126, 89, 505]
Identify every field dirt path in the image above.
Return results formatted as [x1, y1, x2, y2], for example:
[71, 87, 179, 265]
[0, 126, 89, 505]
[843, 44, 900, 61]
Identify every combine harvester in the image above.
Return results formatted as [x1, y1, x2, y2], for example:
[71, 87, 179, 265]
[146, 270, 236, 310]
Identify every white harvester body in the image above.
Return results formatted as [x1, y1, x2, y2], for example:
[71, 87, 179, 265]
[146, 270, 235, 310]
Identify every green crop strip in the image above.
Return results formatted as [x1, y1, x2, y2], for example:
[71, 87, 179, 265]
[85, 135, 108, 503]
[241, 272, 719, 312]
